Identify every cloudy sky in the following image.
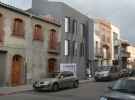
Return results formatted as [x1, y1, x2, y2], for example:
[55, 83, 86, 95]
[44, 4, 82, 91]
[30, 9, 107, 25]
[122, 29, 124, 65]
[49, 0, 135, 43]
[0, 0, 134, 43]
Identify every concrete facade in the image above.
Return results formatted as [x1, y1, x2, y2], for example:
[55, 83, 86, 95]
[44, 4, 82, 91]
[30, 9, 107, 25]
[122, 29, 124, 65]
[28, 0, 91, 79]
[0, 3, 60, 86]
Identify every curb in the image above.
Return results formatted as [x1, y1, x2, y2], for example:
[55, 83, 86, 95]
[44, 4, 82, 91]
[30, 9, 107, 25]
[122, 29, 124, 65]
[79, 78, 94, 84]
[0, 88, 33, 96]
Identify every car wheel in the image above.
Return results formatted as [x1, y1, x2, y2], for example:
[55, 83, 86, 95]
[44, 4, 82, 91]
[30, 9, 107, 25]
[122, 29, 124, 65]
[73, 81, 79, 88]
[52, 83, 59, 92]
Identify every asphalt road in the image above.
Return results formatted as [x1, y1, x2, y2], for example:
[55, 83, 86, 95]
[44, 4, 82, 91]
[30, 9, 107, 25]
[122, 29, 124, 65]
[0, 81, 113, 100]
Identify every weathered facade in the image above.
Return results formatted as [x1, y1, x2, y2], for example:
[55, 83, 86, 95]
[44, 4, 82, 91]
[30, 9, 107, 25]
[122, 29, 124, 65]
[0, 3, 60, 86]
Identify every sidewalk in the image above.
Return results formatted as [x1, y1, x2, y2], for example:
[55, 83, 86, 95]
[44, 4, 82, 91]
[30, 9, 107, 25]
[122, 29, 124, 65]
[0, 85, 32, 96]
[0, 78, 94, 96]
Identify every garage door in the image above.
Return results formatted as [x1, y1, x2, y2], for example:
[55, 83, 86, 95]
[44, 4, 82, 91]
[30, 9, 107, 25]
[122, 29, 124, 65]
[0, 51, 7, 86]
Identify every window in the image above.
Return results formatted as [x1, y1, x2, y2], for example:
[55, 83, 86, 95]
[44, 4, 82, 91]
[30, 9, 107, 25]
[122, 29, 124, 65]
[33, 24, 43, 41]
[96, 41, 98, 53]
[0, 14, 4, 42]
[75, 42, 78, 56]
[65, 17, 70, 32]
[73, 20, 77, 34]
[49, 29, 58, 49]
[72, 41, 75, 56]
[113, 32, 118, 41]
[80, 23, 85, 38]
[64, 40, 70, 56]
[13, 18, 24, 37]
[80, 42, 85, 57]
[107, 37, 111, 43]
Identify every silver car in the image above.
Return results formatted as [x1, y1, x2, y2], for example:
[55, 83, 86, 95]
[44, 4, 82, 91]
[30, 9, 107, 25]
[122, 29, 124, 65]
[100, 77, 135, 100]
[94, 66, 120, 81]
[33, 71, 79, 91]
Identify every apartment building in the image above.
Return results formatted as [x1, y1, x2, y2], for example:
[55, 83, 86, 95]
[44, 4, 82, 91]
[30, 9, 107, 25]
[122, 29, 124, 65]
[127, 45, 135, 69]
[119, 40, 130, 69]
[111, 24, 120, 65]
[88, 18, 120, 74]
[0, 2, 60, 86]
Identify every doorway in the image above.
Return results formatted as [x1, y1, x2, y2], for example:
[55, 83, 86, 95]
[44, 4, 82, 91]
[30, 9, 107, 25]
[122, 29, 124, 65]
[48, 59, 57, 73]
[11, 55, 23, 86]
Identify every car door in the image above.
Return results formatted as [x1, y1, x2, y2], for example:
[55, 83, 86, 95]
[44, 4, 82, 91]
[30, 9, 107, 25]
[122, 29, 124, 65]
[60, 72, 73, 88]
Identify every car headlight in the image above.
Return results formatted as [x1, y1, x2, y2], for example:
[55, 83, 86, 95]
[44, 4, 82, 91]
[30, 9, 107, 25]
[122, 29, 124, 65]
[103, 73, 109, 76]
[43, 81, 50, 85]
[100, 97, 108, 100]
[103, 72, 109, 76]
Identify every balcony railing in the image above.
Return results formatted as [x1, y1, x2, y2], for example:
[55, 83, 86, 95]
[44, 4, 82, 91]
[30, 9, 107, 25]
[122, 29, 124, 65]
[120, 51, 130, 58]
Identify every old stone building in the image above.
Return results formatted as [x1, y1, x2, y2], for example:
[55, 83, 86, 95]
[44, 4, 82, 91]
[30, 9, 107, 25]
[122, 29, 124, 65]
[0, 2, 60, 86]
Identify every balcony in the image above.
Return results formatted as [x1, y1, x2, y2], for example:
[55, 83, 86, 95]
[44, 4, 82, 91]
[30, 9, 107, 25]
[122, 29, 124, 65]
[120, 51, 130, 58]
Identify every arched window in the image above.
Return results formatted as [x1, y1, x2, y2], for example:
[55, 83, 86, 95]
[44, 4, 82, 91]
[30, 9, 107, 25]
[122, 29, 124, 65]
[49, 29, 58, 49]
[0, 14, 4, 42]
[13, 18, 25, 37]
[33, 24, 43, 41]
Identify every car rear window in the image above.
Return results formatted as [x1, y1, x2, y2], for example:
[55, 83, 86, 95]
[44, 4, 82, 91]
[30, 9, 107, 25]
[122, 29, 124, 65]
[62, 71, 74, 77]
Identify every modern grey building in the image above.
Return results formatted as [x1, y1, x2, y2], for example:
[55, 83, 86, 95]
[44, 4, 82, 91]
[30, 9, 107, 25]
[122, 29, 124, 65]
[28, 0, 93, 79]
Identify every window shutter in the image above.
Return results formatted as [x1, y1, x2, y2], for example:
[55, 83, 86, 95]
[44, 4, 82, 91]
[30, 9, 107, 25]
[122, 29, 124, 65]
[72, 41, 75, 56]
[49, 30, 58, 49]
[70, 19, 73, 33]
[13, 19, 25, 38]
[33, 24, 43, 41]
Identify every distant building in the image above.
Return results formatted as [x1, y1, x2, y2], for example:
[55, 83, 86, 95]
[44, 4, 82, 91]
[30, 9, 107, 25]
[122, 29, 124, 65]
[89, 18, 120, 70]
[127, 45, 135, 69]
[111, 24, 120, 65]
[119, 40, 130, 69]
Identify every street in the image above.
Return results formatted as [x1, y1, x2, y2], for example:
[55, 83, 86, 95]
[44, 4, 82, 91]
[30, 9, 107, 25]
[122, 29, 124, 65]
[0, 81, 113, 100]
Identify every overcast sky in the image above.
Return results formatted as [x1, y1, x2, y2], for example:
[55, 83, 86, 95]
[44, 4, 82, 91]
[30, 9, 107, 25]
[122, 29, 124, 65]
[0, 0, 134, 43]
[49, 0, 135, 43]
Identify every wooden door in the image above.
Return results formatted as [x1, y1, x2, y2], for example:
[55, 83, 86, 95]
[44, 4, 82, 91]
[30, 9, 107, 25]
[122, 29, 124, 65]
[11, 55, 22, 86]
[48, 59, 56, 73]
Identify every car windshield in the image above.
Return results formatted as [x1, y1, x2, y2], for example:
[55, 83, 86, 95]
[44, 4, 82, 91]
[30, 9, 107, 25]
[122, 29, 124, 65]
[48, 73, 61, 78]
[97, 66, 111, 71]
[112, 79, 135, 94]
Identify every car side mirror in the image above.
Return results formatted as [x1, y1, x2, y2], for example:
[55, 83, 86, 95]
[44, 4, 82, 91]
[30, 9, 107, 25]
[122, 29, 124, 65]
[58, 75, 64, 79]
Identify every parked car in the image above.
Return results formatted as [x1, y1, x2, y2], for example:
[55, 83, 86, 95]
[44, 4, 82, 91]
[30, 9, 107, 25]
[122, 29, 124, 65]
[94, 66, 120, 81]
[100, 77, 135, 100]
[33, 71, 79, 91]
[129, 69, 135, 77]
[119, 68, 129, 78]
